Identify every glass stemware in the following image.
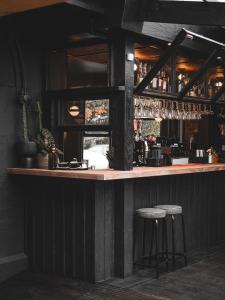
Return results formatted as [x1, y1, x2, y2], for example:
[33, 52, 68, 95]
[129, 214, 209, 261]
[134, 95, 213, 120]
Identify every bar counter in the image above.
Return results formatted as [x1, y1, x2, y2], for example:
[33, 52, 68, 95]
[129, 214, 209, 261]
[7, 163, 225, 180]
[8, 164, 225, 283]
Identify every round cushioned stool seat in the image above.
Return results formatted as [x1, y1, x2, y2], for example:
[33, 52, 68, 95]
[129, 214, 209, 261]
[154, 205, 182, 215]
[136, 208, 166, 219]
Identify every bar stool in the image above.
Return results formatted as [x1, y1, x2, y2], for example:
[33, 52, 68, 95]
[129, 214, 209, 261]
[134, 208, 169, 278]
[154, 205, 187, 271]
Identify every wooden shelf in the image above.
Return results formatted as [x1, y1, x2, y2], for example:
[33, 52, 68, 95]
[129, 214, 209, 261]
[59, 125, 111, 131]
[139, 89, 212, 104]
[46, 86, 125, 99]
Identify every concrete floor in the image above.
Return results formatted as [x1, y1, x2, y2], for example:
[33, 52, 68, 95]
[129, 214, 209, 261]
[1, 243, 225, 300]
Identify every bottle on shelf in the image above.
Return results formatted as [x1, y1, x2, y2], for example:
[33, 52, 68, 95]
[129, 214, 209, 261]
[137, 61, 143, 84]
[162, 69, 168, 92]
[177, 73, 184, 93]
[142, 63, 148, 90]
[48, 143, 57, 170]
[147, 63, 152, 89]
[157, 70, 163, 90]
[208, 79, 214, 98]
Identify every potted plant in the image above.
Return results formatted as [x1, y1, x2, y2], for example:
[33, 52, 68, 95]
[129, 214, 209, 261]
[18, 90, 37, 167]
[34, 128, 63, 169]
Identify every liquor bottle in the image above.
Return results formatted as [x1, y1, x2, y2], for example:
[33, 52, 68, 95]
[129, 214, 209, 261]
[143, 63, 147, 78]
[152, 69, 158, 89]
[48, 144, 57, 170]
[137, 62, 143, 84]
[189, 86, 195, 97]
[157, 70, 163, 90]
[142, 63, 148, 90]
[208, 79, 213, 98]
[162, 69, 168, 92]
[177, 73, 184, 93]
[152, 74, 158, 89]
[147, 63, 152, 89]
[196, 80, 201, 97]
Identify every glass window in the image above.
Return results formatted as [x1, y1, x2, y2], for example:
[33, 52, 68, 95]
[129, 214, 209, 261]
[61, 99, 109, 126]
[67, 42, 108, 88]
[139, 120, 161, 137]
[85, 99, 109, 125]
[83, 136, 109, 169]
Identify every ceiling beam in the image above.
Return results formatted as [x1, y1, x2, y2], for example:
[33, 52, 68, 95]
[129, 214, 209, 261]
[104, 0, 144, 33]
[142, 22, 225, 54]
[139, 1, 225, 26]
[65, 0, 104, 14]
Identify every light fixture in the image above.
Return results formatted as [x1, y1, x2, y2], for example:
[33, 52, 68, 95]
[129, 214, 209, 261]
[178, 73, 183, 80]
[155, 117, 163, 122]
[215, 81, 223, 87]
[186, 34, 194, 40]
[68, 105, 80, 117]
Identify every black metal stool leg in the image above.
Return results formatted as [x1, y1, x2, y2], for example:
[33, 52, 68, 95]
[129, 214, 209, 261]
[155, 219, 159, 279]
[133, 215, 136, 264]
[181, 214, 187, 266]
[149, 219, 155, 267]
[162, 219, 165, 261]
[171, 214, 176, 271]
[163, 218, 169, 272]
[142, 219, 146, 264]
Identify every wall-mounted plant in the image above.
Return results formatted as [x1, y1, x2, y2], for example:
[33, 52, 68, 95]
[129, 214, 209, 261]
[34, 128, 63, 156]
[18, 90, 37, 164]
[35, 100, 63, 169]
[14, 35, 37, 167]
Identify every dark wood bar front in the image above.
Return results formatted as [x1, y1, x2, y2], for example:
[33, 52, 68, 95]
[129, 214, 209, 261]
[8, 166, 225, 282]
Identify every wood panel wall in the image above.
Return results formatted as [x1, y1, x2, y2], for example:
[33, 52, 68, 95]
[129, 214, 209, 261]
[22, 171, 225, 283]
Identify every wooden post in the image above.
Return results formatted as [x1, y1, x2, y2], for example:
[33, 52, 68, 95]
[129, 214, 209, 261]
[114, 180, 134, 278]
[109, 30, 134, 170]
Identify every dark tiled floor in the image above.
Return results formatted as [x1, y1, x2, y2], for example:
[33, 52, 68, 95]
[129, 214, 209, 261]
[106, 242, 225, 299]
[1, 243, 225, 300]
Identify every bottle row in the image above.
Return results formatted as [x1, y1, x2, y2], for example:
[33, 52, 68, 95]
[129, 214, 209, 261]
[134, 60, 224, 98]
[135, 62, 170, 93]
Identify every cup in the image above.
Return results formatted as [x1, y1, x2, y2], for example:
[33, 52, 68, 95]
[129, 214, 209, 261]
[82, 159, 89, 169]
[199, 150, 204, 158]
[196, 149, 200, 157]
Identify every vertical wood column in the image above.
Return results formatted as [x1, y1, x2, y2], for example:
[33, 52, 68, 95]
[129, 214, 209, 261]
[109, 30, 134, 170]
[114, 180, 134, 278]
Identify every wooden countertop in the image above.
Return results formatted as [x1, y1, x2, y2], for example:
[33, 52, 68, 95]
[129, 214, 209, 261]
[7, 163, 225, 181]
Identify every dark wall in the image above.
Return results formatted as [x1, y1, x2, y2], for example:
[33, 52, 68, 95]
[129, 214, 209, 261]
[0, 17, 44, 282]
